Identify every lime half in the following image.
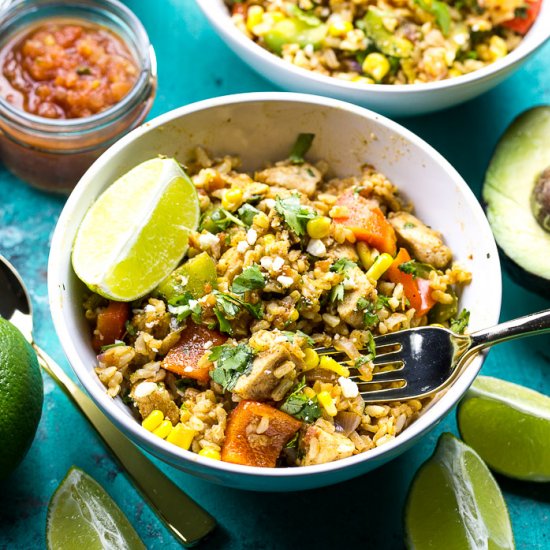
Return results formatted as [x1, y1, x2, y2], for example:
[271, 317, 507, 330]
[458, 376, 550, 481]
[405, 433, 514, 550]
[72, 158, 200, 301]
[47, 466, 145, 550]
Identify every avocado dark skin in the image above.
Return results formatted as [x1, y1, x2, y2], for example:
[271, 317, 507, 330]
[483, 106, 550, 300]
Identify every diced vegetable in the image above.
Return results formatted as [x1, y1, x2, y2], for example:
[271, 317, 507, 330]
[162, 324, 227, 383]
[332, 191, 397, 255]
[363, 8, 413, 58]
[221, 401, 302, 467]
[289, 133, 315, 164]
[264, 18, 328, 54]
[92, 300, 130, 352]
[385, 248, 436, 317]
[429, 288, 458, 324]
[156, 252, 217, 301]
[413, 0, 451, 36]
[501, 0, 541, 35]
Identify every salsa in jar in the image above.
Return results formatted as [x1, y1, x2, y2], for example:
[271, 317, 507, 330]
[0, 19, 139, 119]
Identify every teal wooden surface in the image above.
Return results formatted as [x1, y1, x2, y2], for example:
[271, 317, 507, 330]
[1, 0, 549, 548]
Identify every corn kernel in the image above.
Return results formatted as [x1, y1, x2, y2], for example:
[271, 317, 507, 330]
[362, 53, 391, 82]
[352, 76, 375, 85]
[263, 234, 275, 246]
[357, 241, 374, 270]
[448, 68, 462, 78]
[303, 348, 320, 370]
[303, 386, 316, 399]
[317, 391, 338, 416]
[319, 355, 350, 377]
[366, 252, 394, 281]
[328, 19, 353, 37]
[142, 410, 164, 432]
[199, 448, 222, 460]
[246, 5, 264, 32]
[153, 420, 173, 439]
[307, 216, 331, 239]
[489, 35, 507, 61]
[221, 187, 243, 211]
[289, 309, 300, 322]
[166, 423, 196, 450]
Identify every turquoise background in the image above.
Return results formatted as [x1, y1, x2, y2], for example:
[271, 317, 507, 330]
[1, 0, 549, 548]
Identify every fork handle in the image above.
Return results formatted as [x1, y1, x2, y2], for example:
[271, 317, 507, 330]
[469, 308, 550, 353]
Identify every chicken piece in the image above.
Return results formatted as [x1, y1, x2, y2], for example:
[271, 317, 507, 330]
[337, 267, 376, 328]
[130, 383, 180, 425]
[388, 212, 452, 269]
[233, 345, 298, 401]
[255, 163, 321, 197]
[299, 422, 355, 465]
[326, 244, 359, 262]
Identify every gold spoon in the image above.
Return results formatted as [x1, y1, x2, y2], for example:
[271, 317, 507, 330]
[0, 254, 216, 547]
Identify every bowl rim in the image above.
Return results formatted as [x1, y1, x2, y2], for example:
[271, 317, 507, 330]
[195, 0, 550, 95]
[48, 91, 502, 479]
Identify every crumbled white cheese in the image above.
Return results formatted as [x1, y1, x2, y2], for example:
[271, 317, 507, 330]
[144, 304, 156, 312]
[198, 232, 219, 249]
[277, 275, 294, 288]
[246, 228, 258, 245]
[343, 275, 357, 290]
[237, 240, 249, 253]
[203, 340, 213, 350]
[272, 256, 285, 272]
[306, 239, 326, 257]
[145, 321, 156, 329]
[260, 256, 273, 270]
[264, 198, 276, 209]
[133, 381, 157, 398]
[338, 376, 359, 398]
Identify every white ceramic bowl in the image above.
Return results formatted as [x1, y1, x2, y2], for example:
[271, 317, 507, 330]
[48, 93, 501, 491]
[195, 0, 550, 117]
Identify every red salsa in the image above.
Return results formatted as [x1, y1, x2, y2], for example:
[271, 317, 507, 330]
[0, 19, 139, 119]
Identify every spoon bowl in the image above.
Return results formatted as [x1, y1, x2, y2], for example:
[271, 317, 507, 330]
[0, 254, 216, 547]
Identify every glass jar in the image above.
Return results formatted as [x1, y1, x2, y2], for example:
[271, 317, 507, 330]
[0, 0, 157, 193]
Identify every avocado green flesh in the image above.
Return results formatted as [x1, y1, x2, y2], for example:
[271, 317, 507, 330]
[483, 106, 550, 285]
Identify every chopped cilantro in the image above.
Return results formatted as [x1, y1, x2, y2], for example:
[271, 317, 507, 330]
[280, 379, 321, 423]
[357, 297, 384, 328]
[167, 291, 202, 323]
[450, 309, 470, 334]
[124, 320, 136, 336]
[514, 5, 528, 18]
[76, 66, 92, 75]
[200, 207, 244, 233]
[330, 258, 357, 274]
[403, 222, 416, 229]
[282, 330, 315, 346]
[275, 194, 317, 236]
[285, 432, 300, 449]
[209, 344, 255, 390]
[354, 331, 377, 366]
[330, 283, 345, 303]
[231, 264, 266, 294]
[398, 260, 434, 279]
[213, 290, 263, 334]
[238, 203, 261, 226]
[99, 341, 125, 352]
[329, 259, 358, 303]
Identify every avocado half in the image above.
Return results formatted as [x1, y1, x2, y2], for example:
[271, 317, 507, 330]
[483, 106, 550, 298]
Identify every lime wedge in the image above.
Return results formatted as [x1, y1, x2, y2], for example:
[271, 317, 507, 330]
[72, 158, 200, 301]
[405, 433, 514, 550]
[458, 376, 550, 481]
[47, 466, 145, 550]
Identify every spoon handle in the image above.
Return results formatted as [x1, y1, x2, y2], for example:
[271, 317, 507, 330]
[34, 344, 216, 547]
